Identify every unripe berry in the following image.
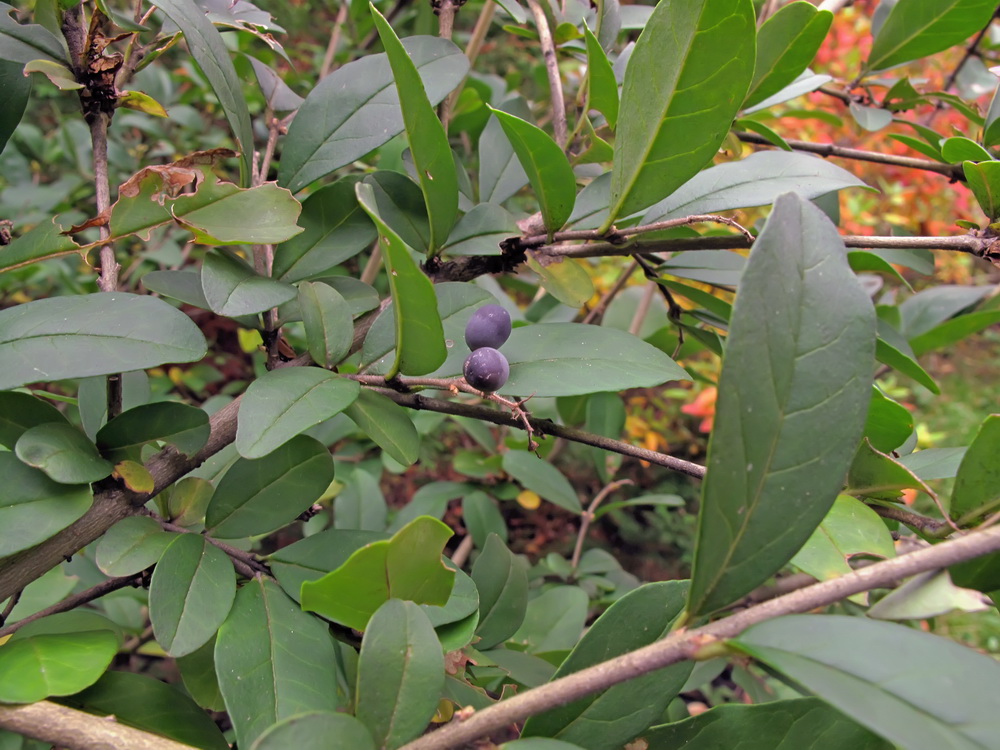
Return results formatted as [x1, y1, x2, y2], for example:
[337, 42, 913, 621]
[463, 347, 509, 392]
[464, 304, 512, 351]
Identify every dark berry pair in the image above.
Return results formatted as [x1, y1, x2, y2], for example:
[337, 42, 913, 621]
[463, 304, 511, 392]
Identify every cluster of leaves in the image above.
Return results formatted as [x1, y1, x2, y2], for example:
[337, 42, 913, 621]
[1, 0, 1000, 749]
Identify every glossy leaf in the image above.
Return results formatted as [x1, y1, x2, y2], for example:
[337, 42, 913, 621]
[607, 0, 755, 223]
[358, 171, 431, 254]
[521, 582, 691, 748]
[0, 2, 66, 65]
[301, 516, 455, 631]
[0, 631, 117, 703]
[58, 670, 229, 750]
[0, 391, 68, 449]
[0, 59, 29, 156]
[687, 193, 875, 617]
[268, 528, 389, 601]
[371, 6, 458, 253]
[272, 178, 377, 282]
[280, 37, 469, 192]
[298, 282, 354, 368]
[502, 450, 581, 513]
[344, 388, 420, 467]
[251, 712, 375, 750]
[96, 402, 210, 462]
[355, 600, 445, 749]
[205, 435, 336, 539]
[472, 534, 529, 650]
[731, 614, 1000, 749]
[0, 453, 92, 557]
[950, 414, 1000, 522]
[96, 516, 174, 577]
[641, 150, 868, 224]
[478, 100, 532, 204]
[584, 26, 619, 129]
[150, 534, 236, 657]
[866, 0, 997, 74]
[963, 160, 1000, 220]
[746, 3, 833, 108]
[215, 578, 339, 749]
[154, 0, 253, 180]
[846, 439, 933, 501]
[0, 293, 206, 390]
[644, 698, 890, 750]
[497, 323, 689, 398]
[15, 423, 112, 484]
[236, 368, 360, 458]
[489, 108, 576, 235]
[356, 182, 447, 376]
[864, 387, 913, 453]
[874, 336, 939, 394]
[201, 250, 297, 317]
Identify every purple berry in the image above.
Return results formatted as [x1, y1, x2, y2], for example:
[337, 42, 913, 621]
[464, 304, 512, 351]
[463, 347, 509, 392]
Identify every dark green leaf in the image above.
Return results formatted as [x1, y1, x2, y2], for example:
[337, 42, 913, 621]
[205, 435, 335, 538]
[0, 390, 68, 449]
[864, 387, 913, 453]
[298, 282, 354, 368]
[583, 26, 619, 129]
[96, 402, 210, 462]
[0, 2, 66, 64]
[898, 284, 991, 339]
[0, 293, 207, 390]
[0, 215, 84, 274]
[489, 108, 577, 235]
[15, 423, 112, 484]
[334, 468, 388, 531]
[269, 528, 388, 602]
[746, 3, 833, 108]
[874, 335, 939, 394]
[687, 193, 875, 617]
[443, 202, 518, 256]
[279, 37, 469, 192]
[141, 270, 211, 309]
[300, 516, 455, 631]
[846, 439, 932, 501]
[215, 578, 339, 749]
[371, 6, 458, 253]
[472, 534, 529, 650]
[644, 698, 891, 750]
[478, 100, 531, 204]
[510, 586, 588, 653]
[950, 414, 1000, 523]
[201, 250, 297, 317]
[176, 638, 226, 712]
[359, 171, 431, 254]
[731, 614, 1000, 749]
[463, 491, 508, 547]
[607, 0, 755, 223]
[898, 447, 968, 480]
[0, 59, 30, 156]
[585, 392, 626, 481]
[236, 368, 360, 459]
[909, 309, 1000, 357]
[0, 632, 116, 703]
[502, 450, 581, 513]
[355, 600, 445, 749]
[344, 388, 420, 467]
[96, 516, 173, 577]
[150, 534, 236, 657]
[963, 160, 1000, 220]
[522, 581, 691, 749]
[250, 712, 375, 750]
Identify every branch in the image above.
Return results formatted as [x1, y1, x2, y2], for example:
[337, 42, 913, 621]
[869, 503, 951, 537]
[0, 575, 140, 639]
[736, 131, 965, 181]
[0, 700, 198, 750]
[401, 523, 1000, 750]
[526, 0, 567, 148]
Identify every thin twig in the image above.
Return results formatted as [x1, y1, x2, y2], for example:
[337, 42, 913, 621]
[155, 518, 267, 578]
[571, 479, 633, 570]
[525, 0, 567, 148]
[868, 503, 952, 538]
[581, 259, 638, 324]
[0, 590, 22, 625]
[319, 3, 349, 79]
[0, 574, 140, 639]
[522, 214, 754, 249]
[451, 533, 475, 568]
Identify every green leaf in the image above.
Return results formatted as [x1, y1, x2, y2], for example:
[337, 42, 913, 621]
[607, 0, 755, 224]
[0, 293, 207, 390]
[731, 614, 1000, 749]
[898, 447, 968, 480]
[0, 390, 68, 449]
[356, 182, 447, 377]
[745, 3, 833, 108]
[0, 632, 117, 703]
[344, 388, 420, 467]
[201, 250, 297, 317]
[488, 108, 576, 235]
[269, 528, 388, 601]
[898, 284, 991, 339]
[502, 450, 581, 514]
[789, 495, 895, 603]
[236, 368, 360, 459]
[57, 671, 230, 750]
[0, 59, 30, 156]
[359, 171, 431, 254]
[864, 386, 913, 453]
[525, 256, 595, 308]
[300, 516, 455, 631]
[250, 712, 376, 750]
[874, 335, 939, 394]
[866, 0, 997, 74]
[15, 423, 112, 484]
[176, 637, 226, 712]
[510, 586, 588, 653]
[497, 323, 689, 398]
[478, 100, 531, 204]
[96, 402, 211, 462]
[963, 160, 1000, 220]
[443, 202, 518, 256]
[521, 581, 691, 748]
[641, 151, 869, 224]
[273, 178, 377, 282]
[279, 37, 469, 192]
[846, 439, 933, 501]
[371, 6, 458, 254]
[909, 309, 1000, 357]
[644, 698, 891, 750]
[205, 435, 335, 539]
[583, 26, 619, 129]
[463, 491, 508, 547]
[848, 250, 913, 291]
[687, 193, 875, 617]
[334, 468, 388, 531]
[940, 136, 993, 163]
[0, 453, 93, 557]
[153, 0, 253, 181]
[868, 569, 989, 620]
[150, 534, 236, 657]
[215, 578, 339, 749]
[356, 600, 445, 749]
[298, 282, 355, 368]
[950, 414, 1000, 523]
[96, 516, 173, 577]
[0, 215, 85, 273]
[472, 534, 529, 650]
[585, 391, 626, 481]
[0, 2, 66, 64]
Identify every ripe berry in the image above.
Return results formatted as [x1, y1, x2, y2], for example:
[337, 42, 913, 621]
[464, 304, 512, 351]
[463, 347, 509, 392]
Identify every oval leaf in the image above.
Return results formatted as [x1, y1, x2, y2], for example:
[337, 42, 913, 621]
[96, 516, 174, 577]
[251, 712, 375, 750]
[201, 250, 297, 318]
[96, 401, 210, 461]
[298, 281, 355, 368]
[950, 414, 1000, 523]
[502, 450, 581, 513]
[0, 631, 117, 703]
[344, 388, 420, 467]
[15, 422, 112, 483]
[472, 534, 529, 650]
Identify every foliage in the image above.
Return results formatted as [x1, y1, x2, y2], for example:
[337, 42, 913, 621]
[0, 0, 999, 749]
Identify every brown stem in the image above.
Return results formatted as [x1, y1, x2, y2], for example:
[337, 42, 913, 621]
[571, 479, 633, 570]
[581, 260, 638, 324]
[319, 3, 349, 79]
[154, 517, 267, 578]
[869, 503, 952, 537]
[0, 574, 140, 639]
[525, 0, 567, 148]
